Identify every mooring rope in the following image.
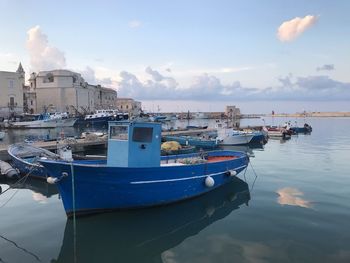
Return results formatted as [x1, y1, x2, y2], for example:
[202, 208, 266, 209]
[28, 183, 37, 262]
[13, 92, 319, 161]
[0, 164, 35, 198]
[248, 160, 258, 192]
[0, 234, 41, 262]
[70, 162, 78, 263]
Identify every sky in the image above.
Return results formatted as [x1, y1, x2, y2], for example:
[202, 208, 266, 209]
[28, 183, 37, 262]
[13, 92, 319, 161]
[0, 0, 350, 114]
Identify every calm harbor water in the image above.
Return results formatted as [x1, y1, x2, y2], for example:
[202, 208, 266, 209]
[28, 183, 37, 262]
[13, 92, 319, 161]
[1, 117, 350, 262]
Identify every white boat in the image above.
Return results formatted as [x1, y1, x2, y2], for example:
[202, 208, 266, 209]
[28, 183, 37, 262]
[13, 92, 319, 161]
[84, 109, 119, 120]
[217, 128, 254, 145]
[0, 131, 5, 140]
[9, 112, 77, 129]
[265, 126, 292, 139]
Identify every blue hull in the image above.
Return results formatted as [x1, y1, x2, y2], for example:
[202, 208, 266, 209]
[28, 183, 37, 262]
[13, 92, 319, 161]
[250, 133, 265, 143]
[39, 151, 249, 216]
[290, 127, 312, 134]
[75, 115, 129, 127]
[10, 156, 48, 179]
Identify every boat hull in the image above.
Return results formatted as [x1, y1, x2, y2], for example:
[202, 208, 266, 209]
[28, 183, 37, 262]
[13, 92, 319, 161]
[220, 135, 254, 145]
[9, 118, 77, 129]
[290, 127, 312, 134]
[39, 151, 249, 216]
[7, 144, 56, 179]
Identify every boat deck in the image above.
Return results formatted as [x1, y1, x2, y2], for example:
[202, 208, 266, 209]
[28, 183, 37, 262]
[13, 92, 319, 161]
[0, 128, 215, 161]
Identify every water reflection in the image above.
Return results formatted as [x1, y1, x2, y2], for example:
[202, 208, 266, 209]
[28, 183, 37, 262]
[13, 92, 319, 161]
[53, 177, 250, 263]
[0, 177, 58, 198]
[276, 187, 311, 208]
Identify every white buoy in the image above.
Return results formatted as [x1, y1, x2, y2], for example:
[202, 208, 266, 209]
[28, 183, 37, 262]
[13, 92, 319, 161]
[47, 177, 58, 184]
[227, 170, 237, 176]
[205, 176, 215, 187]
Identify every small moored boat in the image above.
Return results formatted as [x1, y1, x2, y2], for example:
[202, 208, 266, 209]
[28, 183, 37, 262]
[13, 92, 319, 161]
[163, 134, 220, 149]
[8, 112, 77, 129]
[8, 144, 59, 179]
[217, 129, 255, 146]
[39, 121, 249, 216]
[290, 123, 312, 134]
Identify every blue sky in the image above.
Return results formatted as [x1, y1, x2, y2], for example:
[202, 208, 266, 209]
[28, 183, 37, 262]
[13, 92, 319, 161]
[1, 0, 349, 113]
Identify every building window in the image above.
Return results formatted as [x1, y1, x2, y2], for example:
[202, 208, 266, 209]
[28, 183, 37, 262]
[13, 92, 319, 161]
[126, 105, 129, 109]
[30, 100, 33, 106]
[8, 80, 14, 89]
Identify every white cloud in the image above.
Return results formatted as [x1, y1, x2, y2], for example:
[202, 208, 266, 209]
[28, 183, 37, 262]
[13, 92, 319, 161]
[277, 15, 318, 42]
[79, 66, 114, 87]
[26, 25, 66, 71]
[129, 20, 142, 28]
[79, 66, 97, 84]
[316, 64, 335, 71]
[117, 67, 178, 99]
[116, 67, 350, 102]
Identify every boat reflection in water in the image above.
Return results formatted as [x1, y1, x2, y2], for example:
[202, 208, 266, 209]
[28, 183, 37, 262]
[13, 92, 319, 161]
[0, 177, 58, 198]
[53, 177, 250, 263]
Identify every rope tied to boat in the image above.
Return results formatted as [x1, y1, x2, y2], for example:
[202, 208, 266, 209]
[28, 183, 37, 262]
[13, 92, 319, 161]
[70, 162, 78, 263]
[0, 163, 36, 197]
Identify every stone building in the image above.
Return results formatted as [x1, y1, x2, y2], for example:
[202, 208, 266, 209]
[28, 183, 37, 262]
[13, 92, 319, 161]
[225, 105, 241, 119]
[116, 98, 142, 117]
[0, 63, 25, 118]
[29, 70, 117, 114]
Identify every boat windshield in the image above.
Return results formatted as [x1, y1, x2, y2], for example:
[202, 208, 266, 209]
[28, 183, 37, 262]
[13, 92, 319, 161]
[110, 125, 128, 140]
[132, 127, 153, 142]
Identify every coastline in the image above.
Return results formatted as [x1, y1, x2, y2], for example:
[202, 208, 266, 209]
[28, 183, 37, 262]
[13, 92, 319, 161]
[264, 111, 350, 118]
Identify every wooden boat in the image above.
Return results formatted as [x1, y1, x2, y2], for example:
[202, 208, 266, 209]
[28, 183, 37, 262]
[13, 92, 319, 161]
[54, 177, 250, 262]
[39, 121, 249, 216]
[8, 112, 77, 129]
[266, 127, 291, 139]
[217, 129, 255, 145]
[186, 125, 208, 130]
[163, 134, 220, 149]
[8, 143, 59, 179]
[290, 123, 312, 134]
[8, 143, 100, 179]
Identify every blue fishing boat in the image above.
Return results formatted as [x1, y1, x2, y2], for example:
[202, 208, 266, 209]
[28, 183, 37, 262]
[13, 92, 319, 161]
[8, 143, 58, 179]
[7, 143, 99, 179]
[163, 135, 220, 149]
[39, 121, 249, 216]
[290, 123, 312, 134]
